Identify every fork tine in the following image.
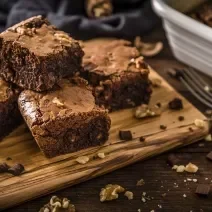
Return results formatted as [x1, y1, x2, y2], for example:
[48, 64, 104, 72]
[187, 67, 211, 89]
[180, 77, 212, 108]
[182, 70, 212, 102]
[183, 68, 212, 98]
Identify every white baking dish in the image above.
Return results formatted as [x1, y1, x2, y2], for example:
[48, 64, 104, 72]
[152, 0, 212, 77]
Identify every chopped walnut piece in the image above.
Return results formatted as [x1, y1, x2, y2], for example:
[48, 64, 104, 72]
[205, 134, 212, 142]
[54, 33, 72, 43]
[76, 156, 90, 164]
[100, 184, 125, 202]
[185, 163, 198, 173]
[124, 191, 134, 200]
[134, 36, 163, 57]
[39, 196, 75, 212]
[151, 78, 162, 87]
[52, 97, 64, 107]
[97, 152, 106, 159]
[194, 119, 205, 128]
[176, 165, 185, 173]
[136, 179, 145, 186]
[135, 104, 161, 119]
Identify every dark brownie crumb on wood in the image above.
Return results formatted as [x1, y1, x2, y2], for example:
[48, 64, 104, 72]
[0, 16, 84, 92]
[8, 163, 25, 176]
[119, 130, 133, 141]
[81, 39, 152, 111]
[168, 98, 183, 110]
[160, 125, 167, 130]
[18, 77, 111, 158]
[0, 163, 10, 173]
[0, 78, 22, 140]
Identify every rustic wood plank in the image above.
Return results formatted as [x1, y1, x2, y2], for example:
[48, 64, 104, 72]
[0, 69, 209, 210]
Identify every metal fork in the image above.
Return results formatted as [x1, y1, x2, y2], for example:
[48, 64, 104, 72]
[168, 67, 212, 108]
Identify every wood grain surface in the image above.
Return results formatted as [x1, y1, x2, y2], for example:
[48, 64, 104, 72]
[0, 69, 209, 211]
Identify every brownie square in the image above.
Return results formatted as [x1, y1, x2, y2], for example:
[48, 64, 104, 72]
[81, 39, 152, 111]
[190, 2, 212, 27]
[0, 78, 22, 140]
[18, 77, 111, 158]
[0, 16, 84, 92]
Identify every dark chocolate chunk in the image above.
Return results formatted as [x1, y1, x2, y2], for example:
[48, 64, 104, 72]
[168, 98, 183, 110]
[119, 130, 133, 141]
[8, 163, 25, 176]
[178, 116, 185, 121]
[206, 151, 212, 161]
[195, 184, 210, 196]
[156, 102, 161, 108]
[167, 68, 183, 79]
[0, 163, 10, 173]
[6, 157, 12, 161]
[167, 154, 181, 167]
[160, 125, 167, 130]
[139, 136, 145, 142]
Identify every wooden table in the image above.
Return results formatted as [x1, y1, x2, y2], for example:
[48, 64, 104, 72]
[5, 26, 212, 212]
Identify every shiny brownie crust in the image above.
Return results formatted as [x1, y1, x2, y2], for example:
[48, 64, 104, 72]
[0, 16, 84, 92]
[82, 39, 152, 111]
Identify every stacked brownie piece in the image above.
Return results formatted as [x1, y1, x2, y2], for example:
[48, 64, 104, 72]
[19, 78, 111, 158]
[0, 79, 22, 139]
[0, 16, 152, 158]
[0, 15, 84, 92]
[0, 16, 111, 157]
[81, 39, 152, 111]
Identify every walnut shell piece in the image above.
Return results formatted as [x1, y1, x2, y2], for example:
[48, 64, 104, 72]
[134, 36, 163, 57]
[100, 184, 125, 202]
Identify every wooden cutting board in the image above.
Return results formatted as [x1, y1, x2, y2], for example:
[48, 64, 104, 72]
[0, 69, 209, 210]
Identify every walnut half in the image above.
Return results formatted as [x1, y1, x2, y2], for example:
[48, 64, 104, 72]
[100, 184, 125, 202]
[39, 196, 75, 212]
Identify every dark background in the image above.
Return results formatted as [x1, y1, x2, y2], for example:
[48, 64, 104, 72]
[0, 0, 158, 39]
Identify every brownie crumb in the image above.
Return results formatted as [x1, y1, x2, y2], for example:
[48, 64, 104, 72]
[156, 102, 161, 108]
[195, 184, 210, 196]
[189, 127, 194, 132]
[119, 130, 133, 141]
[178, 116, 185, 121]
[8, 163, 25, 176]
[139, 136, 146, 142]
[167, 154, 180, 167]
[0, 163, 10, 173]
[160, 125, 167, 130]
[169, 98, 183, 110]
[6, 157, 12, 161]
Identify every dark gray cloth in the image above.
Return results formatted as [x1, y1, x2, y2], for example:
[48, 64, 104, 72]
[0, 0, 159, 40]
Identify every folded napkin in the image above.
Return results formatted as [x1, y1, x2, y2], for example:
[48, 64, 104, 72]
[0, 0, 159, 40]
